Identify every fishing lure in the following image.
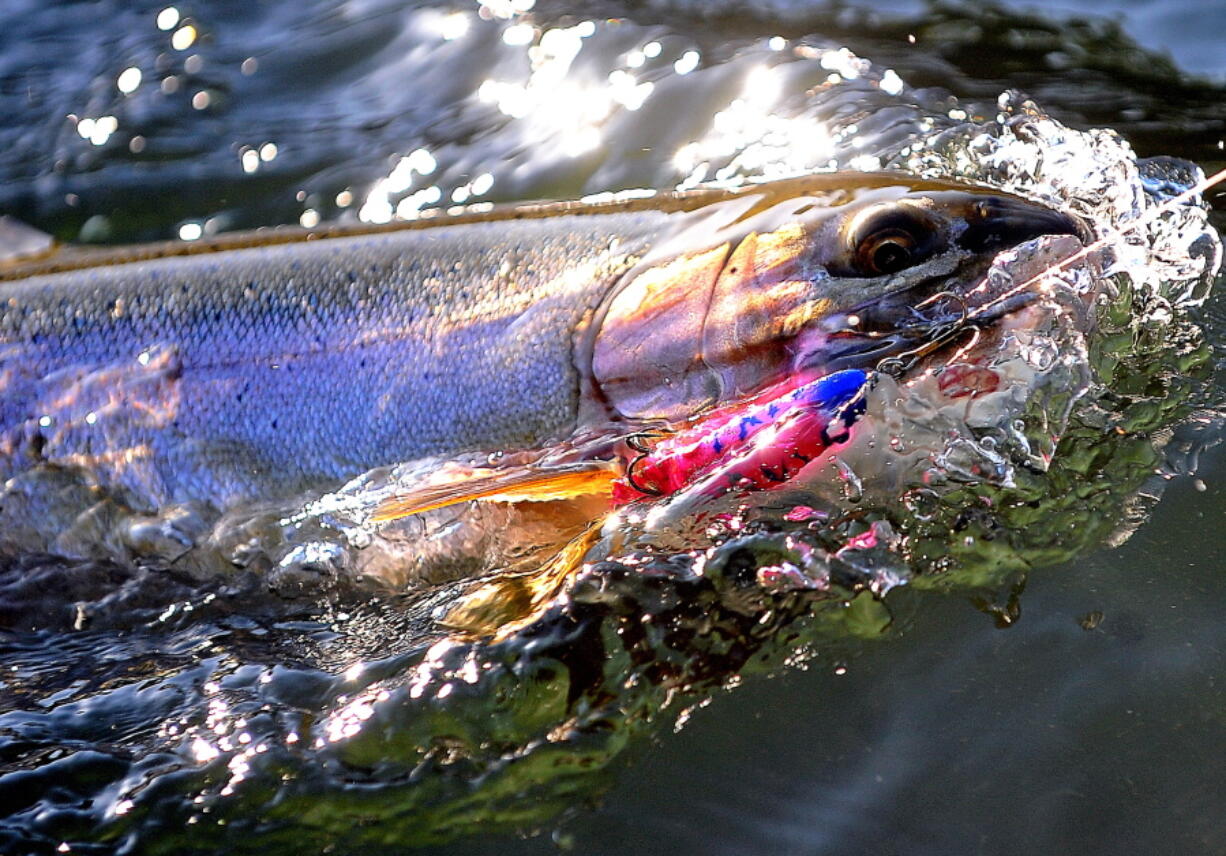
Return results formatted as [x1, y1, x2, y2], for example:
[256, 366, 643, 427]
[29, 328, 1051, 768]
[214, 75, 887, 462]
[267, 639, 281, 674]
[370, 369, 871, 521]
[611, 369, 869, 504]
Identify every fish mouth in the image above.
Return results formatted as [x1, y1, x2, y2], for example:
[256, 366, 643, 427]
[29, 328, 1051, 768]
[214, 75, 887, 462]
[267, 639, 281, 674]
[806, 206, 1091, 379]
[641, 216, 1097, 517]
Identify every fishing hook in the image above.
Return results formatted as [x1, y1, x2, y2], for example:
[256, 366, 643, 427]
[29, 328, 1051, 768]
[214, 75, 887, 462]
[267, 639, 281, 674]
[625, 430, 664, 454]
[875, 291, 974, 378]
[624, 450, 663, 496]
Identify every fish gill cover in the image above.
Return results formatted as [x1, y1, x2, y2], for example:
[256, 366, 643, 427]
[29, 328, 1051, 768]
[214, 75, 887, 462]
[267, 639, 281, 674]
[0, 11, 1222, 856]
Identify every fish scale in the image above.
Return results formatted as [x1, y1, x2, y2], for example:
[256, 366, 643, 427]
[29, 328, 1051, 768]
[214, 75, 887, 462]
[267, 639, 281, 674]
[0, 213, 665, 505]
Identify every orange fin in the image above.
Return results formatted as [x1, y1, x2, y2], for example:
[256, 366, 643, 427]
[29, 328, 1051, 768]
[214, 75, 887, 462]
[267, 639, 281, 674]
[369, 461, 620, 523]
[440, 523, 603, 638]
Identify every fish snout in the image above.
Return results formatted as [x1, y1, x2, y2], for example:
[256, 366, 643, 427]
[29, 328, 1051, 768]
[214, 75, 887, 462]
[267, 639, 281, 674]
[955, 196, 1091, 252]
[795, 197, 1092, 378]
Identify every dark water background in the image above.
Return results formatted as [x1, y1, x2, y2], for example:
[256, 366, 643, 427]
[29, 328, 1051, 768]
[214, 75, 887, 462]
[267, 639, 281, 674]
[0, 1, 1223, 853]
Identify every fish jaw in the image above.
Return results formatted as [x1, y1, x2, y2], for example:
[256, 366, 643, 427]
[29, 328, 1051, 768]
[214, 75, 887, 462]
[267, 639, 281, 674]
[792, 228, 1095, 379]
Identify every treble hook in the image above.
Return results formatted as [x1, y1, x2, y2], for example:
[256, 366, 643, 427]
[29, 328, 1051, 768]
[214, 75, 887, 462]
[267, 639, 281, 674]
[914, 290, 970, 324]
[874, 291, 975, 378]
[625, 429, 667, 454]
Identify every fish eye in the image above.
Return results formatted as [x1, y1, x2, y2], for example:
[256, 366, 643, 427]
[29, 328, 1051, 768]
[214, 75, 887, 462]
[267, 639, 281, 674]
[858, 228, 918, 275]
[840, 205, 943, 278]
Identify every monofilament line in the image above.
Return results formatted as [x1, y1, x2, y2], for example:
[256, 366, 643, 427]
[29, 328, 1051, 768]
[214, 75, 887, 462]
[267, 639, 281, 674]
[969, 166, 1226, 321]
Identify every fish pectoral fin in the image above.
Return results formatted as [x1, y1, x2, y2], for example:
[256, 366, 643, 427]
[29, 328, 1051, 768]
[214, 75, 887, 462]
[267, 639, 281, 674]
[440, 523, 603, 638]
[369, 461, 620, 523]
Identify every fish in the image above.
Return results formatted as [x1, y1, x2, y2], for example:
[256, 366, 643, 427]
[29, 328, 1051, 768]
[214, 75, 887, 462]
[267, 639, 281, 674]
[0, 173, 1085, 535]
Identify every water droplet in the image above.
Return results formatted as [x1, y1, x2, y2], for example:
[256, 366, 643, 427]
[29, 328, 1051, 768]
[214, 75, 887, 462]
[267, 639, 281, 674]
[156, 7, 180, 30]
[835, 458, 863, 503]
[674, 50, 700, 75]
[171, 24, 197, 51]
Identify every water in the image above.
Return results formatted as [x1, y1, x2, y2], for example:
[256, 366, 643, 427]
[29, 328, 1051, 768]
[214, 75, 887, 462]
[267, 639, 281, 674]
[1, 1, 1224, 853]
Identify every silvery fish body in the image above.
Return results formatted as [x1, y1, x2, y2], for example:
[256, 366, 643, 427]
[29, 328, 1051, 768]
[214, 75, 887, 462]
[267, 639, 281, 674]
[0, 213, 664, 505]
[0, 174, 1082, 514]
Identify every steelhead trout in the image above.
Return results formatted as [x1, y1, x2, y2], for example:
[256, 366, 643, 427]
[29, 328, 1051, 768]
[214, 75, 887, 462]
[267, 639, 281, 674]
[0, 173, 1083, 515]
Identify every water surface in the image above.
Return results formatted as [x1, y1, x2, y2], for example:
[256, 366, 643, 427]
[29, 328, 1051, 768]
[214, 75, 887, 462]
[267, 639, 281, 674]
[0, 1, 1223, 853]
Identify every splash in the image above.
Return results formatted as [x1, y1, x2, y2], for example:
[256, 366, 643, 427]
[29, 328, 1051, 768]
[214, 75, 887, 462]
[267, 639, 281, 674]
[2, 17, 1222, 856]
[125, 84, 1220, 856]
[289, 91, 1220, 598]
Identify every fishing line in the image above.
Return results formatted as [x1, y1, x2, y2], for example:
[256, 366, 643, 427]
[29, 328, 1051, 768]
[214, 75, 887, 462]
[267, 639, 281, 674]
[614, 168, 1225, 501]
[966, 166, 1226, 322]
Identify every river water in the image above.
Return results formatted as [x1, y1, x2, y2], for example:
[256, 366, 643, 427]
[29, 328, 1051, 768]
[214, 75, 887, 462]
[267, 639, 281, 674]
[0, 1, 1223, 854]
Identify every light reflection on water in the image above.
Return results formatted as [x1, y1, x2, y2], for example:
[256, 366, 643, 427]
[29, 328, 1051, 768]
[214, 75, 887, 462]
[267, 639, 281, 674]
[0, 1, 1223, 854]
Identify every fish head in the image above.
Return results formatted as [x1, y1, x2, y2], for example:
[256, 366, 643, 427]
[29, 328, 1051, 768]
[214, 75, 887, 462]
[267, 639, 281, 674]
[591, 176, 1089, 423]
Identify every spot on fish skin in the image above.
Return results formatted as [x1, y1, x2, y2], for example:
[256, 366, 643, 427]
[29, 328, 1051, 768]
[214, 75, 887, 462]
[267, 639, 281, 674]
[938, 363, 1001, 399]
